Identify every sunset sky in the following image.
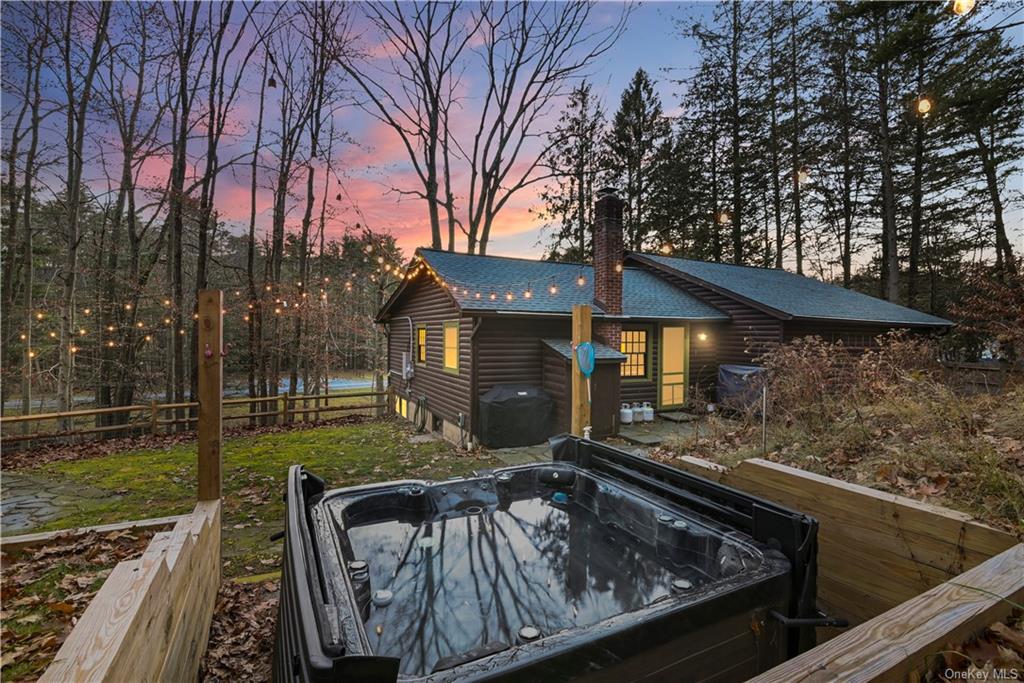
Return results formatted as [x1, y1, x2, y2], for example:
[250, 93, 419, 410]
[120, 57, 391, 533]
[6, 1, 1022, 263]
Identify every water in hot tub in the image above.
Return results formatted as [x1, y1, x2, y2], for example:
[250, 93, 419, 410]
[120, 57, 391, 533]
[346, 492, 722, 676]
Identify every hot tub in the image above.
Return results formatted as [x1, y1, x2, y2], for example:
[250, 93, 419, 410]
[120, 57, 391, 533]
[274, 436, 821, 682]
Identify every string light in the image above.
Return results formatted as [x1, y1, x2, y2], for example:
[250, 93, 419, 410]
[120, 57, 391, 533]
[83, 308, 91, 315]
[660, 243, 673, 255]
[19, 333, 27, 341]
[576, 273, 586, 287]
[475, 292, 481, 299]
[136, 321, 144, 328]
[70, 345, 79, 353]
[28, 350, 36, 358]
[106, 325, 115, 332]
[489, 292, 497, 300]
[505, 291, 514, 301]
[163, 299, 171, 307]
[144, 335, 152, 342]
[164, 317, 172, 324]
[615, 263, 623, 273]
[107, 340, 116, 348]
[951, 0, 976, 15]
[124, 303, 132, 310]
[916, 96, 932, 117]
[48, 331, 57, 338]
[797, 166, 811, 184]
[36, 312, 44, 320]
[179, 328, 185, 335]
[79, 328, 87, 336]
[549, 283, 558, 295]
[524, 288, 532, 299]
[717, 211, 731, 225]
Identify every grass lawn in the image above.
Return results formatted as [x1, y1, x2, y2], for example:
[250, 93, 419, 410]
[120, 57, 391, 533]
[25, 417, 499, 578]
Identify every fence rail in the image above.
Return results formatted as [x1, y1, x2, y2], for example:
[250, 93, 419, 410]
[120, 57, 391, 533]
[0, 389, 391, 448]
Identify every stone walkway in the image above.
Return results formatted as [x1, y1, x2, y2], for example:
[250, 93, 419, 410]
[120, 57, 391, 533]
[1, 472, 112, 535]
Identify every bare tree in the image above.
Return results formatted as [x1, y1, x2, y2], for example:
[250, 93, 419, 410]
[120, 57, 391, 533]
[52, 1, 112, 418]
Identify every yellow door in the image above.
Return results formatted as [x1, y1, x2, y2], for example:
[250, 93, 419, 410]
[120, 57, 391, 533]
[660, 326, 687, 409]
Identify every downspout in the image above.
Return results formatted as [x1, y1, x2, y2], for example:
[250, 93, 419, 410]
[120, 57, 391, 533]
[468, 316, 483, 448]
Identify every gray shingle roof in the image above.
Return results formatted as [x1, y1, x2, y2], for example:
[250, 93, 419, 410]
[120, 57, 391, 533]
[542, 339, 626, 362]
[416, 249, 728, 320]
[637, 254, 953, 327]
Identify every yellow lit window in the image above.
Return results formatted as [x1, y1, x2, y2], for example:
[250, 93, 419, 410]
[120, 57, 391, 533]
[620, 329, 648, 378]
[416, 326, 427, 364]
[443, 321, 459, 372]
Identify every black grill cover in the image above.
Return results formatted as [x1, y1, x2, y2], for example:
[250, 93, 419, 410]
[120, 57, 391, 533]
[478, 384, 555, 448]
[716, 364, 766, 409]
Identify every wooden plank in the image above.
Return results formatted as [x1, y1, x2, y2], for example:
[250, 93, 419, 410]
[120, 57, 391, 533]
[752, 544, 1024, 683]
[197, 290, 223, 501]
[39, 501, 221, 682]
[0, 514, 187, 552]
[571, 304, 592, 436]
[672, 456, 1017, 625]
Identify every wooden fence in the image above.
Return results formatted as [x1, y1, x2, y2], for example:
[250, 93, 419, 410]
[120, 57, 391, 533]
[0, 389, 391, 448]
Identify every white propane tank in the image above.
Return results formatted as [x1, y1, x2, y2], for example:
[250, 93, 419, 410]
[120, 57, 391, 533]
[632, 402, 644, 423]
[619, 403, 634, 425]
[642, 401, 655, 422]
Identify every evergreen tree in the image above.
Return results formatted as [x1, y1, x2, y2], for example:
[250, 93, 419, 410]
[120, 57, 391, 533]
[604, 68, 671, 251]
[537, 83, 605, 261]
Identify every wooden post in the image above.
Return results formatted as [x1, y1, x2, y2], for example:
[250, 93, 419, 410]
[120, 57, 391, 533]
[197, 290, 223, 501]
[280, 394, 289, 425]
[150, 400, 159, 436]
[571, 304, 592, 437]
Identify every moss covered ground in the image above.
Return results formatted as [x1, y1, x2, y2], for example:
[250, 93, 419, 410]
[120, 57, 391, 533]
[25, 417, 498, 577]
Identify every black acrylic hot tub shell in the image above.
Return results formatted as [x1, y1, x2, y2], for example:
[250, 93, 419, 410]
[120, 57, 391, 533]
[274, 439, 820, 683]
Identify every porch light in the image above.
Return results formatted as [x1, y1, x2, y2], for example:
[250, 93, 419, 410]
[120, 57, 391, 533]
[698, 332, 708, 342]
[951, 0, 976, 15]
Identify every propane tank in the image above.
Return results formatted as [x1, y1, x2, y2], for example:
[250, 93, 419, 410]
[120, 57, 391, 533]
[632, 402, 644, 423]
[619, 403, 633, 425]
[642, 401, 655, 422]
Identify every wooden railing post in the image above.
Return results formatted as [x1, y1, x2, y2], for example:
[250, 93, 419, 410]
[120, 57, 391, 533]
[150, 400, 159, 436]
[280, 394, 289, 425]
[197, 290, 223, 502]
[571, 304, 592, 437]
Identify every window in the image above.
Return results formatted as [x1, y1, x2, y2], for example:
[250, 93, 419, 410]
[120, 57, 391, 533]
[443, 321, 459, 372]
[415, 325, 427, 364]
[620, 329, 648, 378]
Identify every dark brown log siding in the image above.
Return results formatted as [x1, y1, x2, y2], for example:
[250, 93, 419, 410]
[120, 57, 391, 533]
[783, 320, 904, 352]
[542, 346, 570, 433]
[385, 277, 472, 424]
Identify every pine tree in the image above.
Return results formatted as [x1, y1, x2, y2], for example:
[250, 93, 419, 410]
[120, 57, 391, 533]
[604, 68, 671, 251]
[537, 83, 605, 261]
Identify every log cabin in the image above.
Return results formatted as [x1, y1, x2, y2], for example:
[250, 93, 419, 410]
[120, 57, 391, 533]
[376, 188, 952, 447]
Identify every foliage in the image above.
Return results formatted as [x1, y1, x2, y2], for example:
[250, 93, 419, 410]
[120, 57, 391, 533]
[657, 333, 1024, 532]
[951, 267, 1024, 362]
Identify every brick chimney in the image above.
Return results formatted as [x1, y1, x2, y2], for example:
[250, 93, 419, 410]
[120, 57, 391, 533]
[592, 187, 623, 349]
